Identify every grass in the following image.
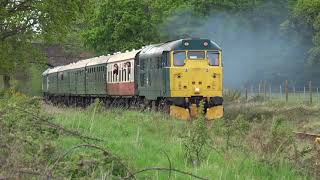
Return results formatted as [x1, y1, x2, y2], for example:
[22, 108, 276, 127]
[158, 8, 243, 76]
[46, 103, 312, 179]
[246, 93, 320, 105]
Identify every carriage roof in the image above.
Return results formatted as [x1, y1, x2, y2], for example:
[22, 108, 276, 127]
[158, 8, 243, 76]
[107, 50, 140, 63]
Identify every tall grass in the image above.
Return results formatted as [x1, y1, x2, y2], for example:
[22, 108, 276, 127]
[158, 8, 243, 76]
[50, 105, 307, 179]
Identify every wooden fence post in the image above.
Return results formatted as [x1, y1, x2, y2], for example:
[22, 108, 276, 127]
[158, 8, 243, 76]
[309, 81, 312, 104]
[280, 85, 282, 99]
[269, 85, 272, 97]
[285, 80, 288, 103]
[251, 85, 254, 96]
[245, 87, 248, 101]
[259, 81, 261, 95]
[264, 81, 267, 99]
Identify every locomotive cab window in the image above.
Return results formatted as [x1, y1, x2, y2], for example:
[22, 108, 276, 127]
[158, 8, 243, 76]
[173, 51, 186, 66]
[207, 52, 220, 66]
[188, 51, 205, 59]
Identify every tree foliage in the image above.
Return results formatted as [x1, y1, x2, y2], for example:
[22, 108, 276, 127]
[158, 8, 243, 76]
[1, 0, 320, 88]
[83, 0, 187, 54]
[291, 0, 320, 64]
[0, 0, 90, 88]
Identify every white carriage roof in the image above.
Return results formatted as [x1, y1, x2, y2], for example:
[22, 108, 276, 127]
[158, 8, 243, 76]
[86, 55, 111, 66]
[108, 50, 140, 63]
[42, 68, 50, 76]
[48, 66, 63, 74]
[44, 50, 141, 75]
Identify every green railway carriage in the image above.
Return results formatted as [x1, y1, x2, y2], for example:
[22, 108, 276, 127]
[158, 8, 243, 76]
[85, 56, 110, 95]
[43, 56, 111, 97]
[58, 66, 70, 94]
[74, 60, 89, 95]
[46, 67, 61, 94]
[42, 69, 50, 93]
[69, 69, 77, 94]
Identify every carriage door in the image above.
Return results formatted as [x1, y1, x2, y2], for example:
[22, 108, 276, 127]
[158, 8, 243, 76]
[46, 76, 49, 91]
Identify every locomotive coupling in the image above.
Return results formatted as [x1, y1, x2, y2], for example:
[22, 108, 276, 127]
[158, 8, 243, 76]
[169, 104, 224, 120]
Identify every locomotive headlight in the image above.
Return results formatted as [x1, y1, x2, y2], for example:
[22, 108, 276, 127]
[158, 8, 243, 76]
[194, 88, 200, 94]
[184, 42, 189, 46]
[204, 42, 208, 46]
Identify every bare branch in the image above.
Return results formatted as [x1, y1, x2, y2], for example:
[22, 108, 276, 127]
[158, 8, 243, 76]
[7, 0, 34, 14]
[12, 105, 103, 142]
[125, 167, 209, 180]
[161, 150, 172, 179]
[46, 144, 135, 179]
[0, 0, 10, 8]
[0, 20, 38, 41]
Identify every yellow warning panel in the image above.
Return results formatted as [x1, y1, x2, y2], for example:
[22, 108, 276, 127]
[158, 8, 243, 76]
[190, 104, 199, 118]
[170, 105, 190, 121]
[206, 106, 224, 120]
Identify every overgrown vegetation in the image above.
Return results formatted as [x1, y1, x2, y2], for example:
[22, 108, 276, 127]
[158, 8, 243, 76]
[1, 91, 320, 179]
[0, 91, 132, 179]
[183, 101, 209, 167]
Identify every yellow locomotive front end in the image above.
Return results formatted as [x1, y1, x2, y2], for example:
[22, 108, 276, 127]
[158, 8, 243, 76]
[168, 40, 223, 120]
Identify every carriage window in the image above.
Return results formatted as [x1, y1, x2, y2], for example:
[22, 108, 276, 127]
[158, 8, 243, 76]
[126, 61, 131, 80]
[140, 59, 145, 70]
[173, 51, 186, 66]
[207, 52, 220, 66]
[128, 68, 130, 81]
[188, 51, 205, 59]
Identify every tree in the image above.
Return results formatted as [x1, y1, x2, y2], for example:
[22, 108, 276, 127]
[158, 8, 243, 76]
[83, 0, 187, 54]
[290, 0, 320, 64]
[83, 0, 156, 53]
[0, 0, 90, 89]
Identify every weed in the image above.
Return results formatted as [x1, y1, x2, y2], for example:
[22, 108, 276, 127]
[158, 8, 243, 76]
[183, 101, 209, 167]
[223, 89, 242, 102]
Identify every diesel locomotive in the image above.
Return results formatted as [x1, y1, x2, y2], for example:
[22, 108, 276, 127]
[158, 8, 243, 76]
[42, 38, 224, 120]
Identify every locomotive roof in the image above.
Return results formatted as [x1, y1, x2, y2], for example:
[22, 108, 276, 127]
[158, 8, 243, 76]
[108, 50, 140, 63]
[139, 38, 221, 58]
